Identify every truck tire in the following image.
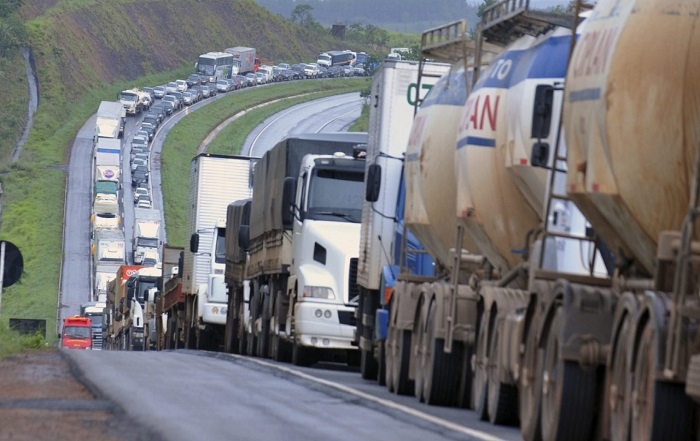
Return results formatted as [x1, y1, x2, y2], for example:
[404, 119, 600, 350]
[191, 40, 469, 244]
[360, 292, 378, 380]
[224, 297, 238, 354]
[630, 317, 697, 441]
[238, 298, 248, 355]
[519, 321, 543, 441]
[271, 292, 292, 362]
[257, 292, 271, 358]
[292, 338, 314, 367]
[487, 317, 518, 425]
[420, 301, 461, 406]
[247, 290, 259, 356]
[389, 328, 413, 395]
[473, 309, 490, 420]
[540, 307, 596, 441]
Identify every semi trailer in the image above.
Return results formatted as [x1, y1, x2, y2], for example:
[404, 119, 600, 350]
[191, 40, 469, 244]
[164, 154, 255, 350]
[223, 132, 368, 366]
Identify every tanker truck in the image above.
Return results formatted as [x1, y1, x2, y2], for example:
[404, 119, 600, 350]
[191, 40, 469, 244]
[395, 2, 700, 441]
[224, 133, 367, 366]
[382, 4, 606, 422]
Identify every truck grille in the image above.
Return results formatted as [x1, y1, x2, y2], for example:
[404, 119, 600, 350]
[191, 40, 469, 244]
[92, 331, 103, 351]
[348, 258, 359, 302]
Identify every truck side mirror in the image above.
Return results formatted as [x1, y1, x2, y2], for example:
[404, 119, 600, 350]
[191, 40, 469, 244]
[190, 233, 199, 253]
[282, 177, 297, 227]
[531, 85, 554, 140]
[531, 142, 550, 168]
[366, 163, 381, 202]
[238, 225, 250, 250]
[177, 252, 184, 278]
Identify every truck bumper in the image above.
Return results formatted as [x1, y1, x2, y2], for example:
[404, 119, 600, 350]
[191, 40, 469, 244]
[201, 302, 227, 326]
[295, 302, 357, 350]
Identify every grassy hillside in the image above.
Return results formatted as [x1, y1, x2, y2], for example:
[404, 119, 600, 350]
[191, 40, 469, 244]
[0, 0, 361, 350]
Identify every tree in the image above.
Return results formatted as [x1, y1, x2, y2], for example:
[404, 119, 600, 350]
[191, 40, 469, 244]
[290, 3, 314, 26]
[0, 0, 22, 19]
[0, 16, 27, 57]
[477, 0, 498, 18]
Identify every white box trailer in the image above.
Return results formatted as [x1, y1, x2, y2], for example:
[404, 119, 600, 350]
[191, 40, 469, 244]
[95, 101, 126, 142]
[181, 154, 255, 346]
[95, 137, 122, 182]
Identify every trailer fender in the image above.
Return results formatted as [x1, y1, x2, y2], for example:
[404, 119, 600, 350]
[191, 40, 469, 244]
[630, 291, 670, 380]
[536, 280, 570, 350]
[608, 292, 640, 370]
[430, 283, 449, 340]
[393, 281, 425, 331]
[560, 284, 616, 365]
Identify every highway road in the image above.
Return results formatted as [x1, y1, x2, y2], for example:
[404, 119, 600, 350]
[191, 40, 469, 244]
[68, 349, 518, 441]
[242, 92, 364, 156]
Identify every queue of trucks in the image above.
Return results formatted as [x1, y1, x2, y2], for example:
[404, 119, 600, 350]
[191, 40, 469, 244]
[85, 97, 165, 351]
[89, 0, 700, 438]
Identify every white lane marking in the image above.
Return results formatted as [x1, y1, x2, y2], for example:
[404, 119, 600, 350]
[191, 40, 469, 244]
[315, 99, 364, 133]
[231, 354, 506, 441]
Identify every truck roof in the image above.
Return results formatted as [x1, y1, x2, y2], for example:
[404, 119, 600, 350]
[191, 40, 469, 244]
[250, 132, 368, 238]
[97, 101, 124, 118]
[94, 229, 125, 241]
[134, 207, 161, 222]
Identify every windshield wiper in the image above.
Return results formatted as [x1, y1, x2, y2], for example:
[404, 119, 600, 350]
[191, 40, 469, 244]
[315, 211, 357, 222]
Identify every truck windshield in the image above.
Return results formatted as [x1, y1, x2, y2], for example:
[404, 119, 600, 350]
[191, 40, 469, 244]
[136, 279, 158, 304]
[119, 92, 137, 102]
[215, 228, 226, 264]
[64, 326, 91, 339]
[85, 314, 103, 327]
[306, 167, 364, 223]
[137, 238, 159, 248]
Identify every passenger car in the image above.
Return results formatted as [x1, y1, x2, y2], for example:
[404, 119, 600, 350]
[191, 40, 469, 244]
[153, 85, 166, 98]
[175, 79, 188, 92]
[165, 82, 178, 94]
[131, 165, 149, 187]
[134, 187, 149, 204]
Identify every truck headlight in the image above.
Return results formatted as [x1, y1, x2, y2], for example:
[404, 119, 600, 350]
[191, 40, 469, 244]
[301, 286, 335, 300]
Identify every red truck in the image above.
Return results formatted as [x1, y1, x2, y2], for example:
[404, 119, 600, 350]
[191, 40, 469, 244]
[61, 316, 93, 350]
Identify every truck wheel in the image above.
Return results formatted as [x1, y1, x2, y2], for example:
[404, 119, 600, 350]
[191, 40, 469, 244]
[271, 294, 291, 362]
[360, 293, 378, 380]
[238, 299, 248, 355]
[248, 290, 259, 356]
[519, 322, 543, 441]
[292, 338, 313, 367]
[224, 292, 238, 354]
[540, 307, 596, 441]
[487, 317, 518, 425]
[391, 328, 413, 395]
[474, 309, 491, 420]
[257, 292, 271, 358]
[457, 342, 474, 409]
[421, 301, 461, 406]
[609, 310, 634, 441]
[630, 317, 696, 441]
[377, 340, 386, 387]
[413, 302, 426, 402]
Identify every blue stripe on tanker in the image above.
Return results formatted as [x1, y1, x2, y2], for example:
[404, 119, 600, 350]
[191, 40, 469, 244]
[96, 148, 120, 154]
[457, 136, 496, 149]
[456, 32, 572, 150]
[475, 34, 571, 91]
